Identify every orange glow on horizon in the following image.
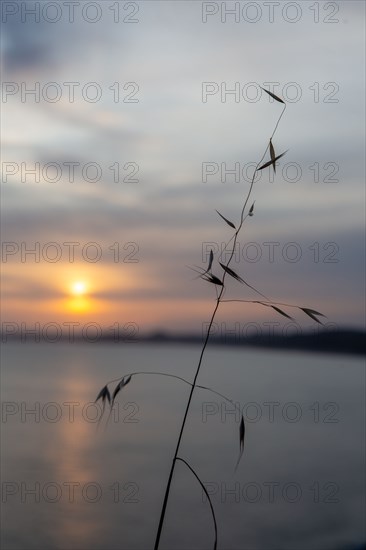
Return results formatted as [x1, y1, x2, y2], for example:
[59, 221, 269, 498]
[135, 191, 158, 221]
[66, 296, 92, 314]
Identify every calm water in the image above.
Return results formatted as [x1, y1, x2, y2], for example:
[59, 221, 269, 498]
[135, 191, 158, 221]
[1, 343, 365, 550]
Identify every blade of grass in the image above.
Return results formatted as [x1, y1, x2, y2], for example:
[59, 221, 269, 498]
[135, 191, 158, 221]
[215, 210, 236, 229]
[269, 139, 276, 173]
[260, 86, 285, 104]
[258, 150, 287, 171]
[234, 415, 246, 471]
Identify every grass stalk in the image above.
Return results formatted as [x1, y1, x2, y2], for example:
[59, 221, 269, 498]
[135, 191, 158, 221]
[153, 101, 287, 550]
[96, 91, 323, 547]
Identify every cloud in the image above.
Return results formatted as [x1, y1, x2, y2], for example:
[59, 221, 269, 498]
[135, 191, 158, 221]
[1, 0, 364, 329]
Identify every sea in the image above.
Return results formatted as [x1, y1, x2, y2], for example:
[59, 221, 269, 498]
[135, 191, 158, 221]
[1, 342, 365, 550]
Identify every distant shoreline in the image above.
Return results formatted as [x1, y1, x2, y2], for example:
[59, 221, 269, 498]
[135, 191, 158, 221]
[2, 329, 365, 356]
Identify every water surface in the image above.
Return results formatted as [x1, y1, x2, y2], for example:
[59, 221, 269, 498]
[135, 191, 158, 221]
[1, 343, 365, 549]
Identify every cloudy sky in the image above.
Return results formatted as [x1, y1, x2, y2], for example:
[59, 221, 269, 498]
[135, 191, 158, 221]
[1, 0, 365, 335]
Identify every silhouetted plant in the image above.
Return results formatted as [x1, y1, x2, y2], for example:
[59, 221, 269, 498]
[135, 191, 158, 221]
[96, 88, 325, 550]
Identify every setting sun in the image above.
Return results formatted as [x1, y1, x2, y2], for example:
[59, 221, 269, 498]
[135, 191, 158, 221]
[71, 281, 87, 296]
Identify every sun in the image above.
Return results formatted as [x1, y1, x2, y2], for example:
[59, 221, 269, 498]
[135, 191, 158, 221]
[62, 279, 95, 314]
[71, 281, 87, 296]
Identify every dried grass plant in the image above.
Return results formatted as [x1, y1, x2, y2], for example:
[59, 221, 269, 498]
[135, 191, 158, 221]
[96, 89, 324, 550]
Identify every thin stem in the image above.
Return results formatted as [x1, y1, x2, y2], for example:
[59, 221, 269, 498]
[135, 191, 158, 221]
[221, 299, 307, 309]
[153, 298, 221, 550]
[154, 103, 286, 549]
[103, 371, 193, 388]
[176, 458, 218, 550]
[97, 371, 238, 432]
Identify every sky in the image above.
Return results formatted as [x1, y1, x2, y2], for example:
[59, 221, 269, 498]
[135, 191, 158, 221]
[1, 0, 365, 336]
